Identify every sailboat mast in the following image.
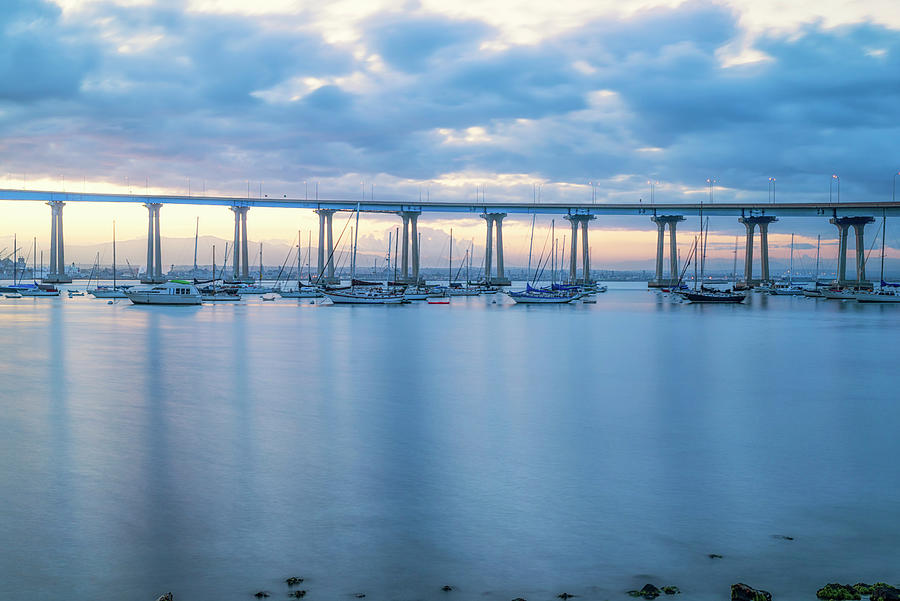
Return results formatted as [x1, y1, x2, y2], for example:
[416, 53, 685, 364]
[32, 237, 36, 282]
[693, 235, 699, 291]
[212, 244, 216, 293]
[193, 216, 199, 275]
[351, 204, 360, 284]
[13, 234, 16, 284]
[881, 214, 886, 287]
[527, 214, 535, 282]
[449, 228, 453, 286]
[550, 219, 556, 284]
[259, 243, 263, 283]
[113, 221, 117, 290]
[393, 227, 399, 283]
[387, 230, 392, 279]
[815, 234, 820, 283]
[732, 235, 738, 283]
[789, 233, 794, 285]
[298, 230, 302, 285]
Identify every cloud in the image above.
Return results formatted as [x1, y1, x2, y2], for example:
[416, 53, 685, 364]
[3, 0, 900, 223]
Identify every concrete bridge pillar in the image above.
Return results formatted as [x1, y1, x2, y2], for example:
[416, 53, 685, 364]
[830, 216, 875, 288]
[567, 217, 579, 283]
[228, 207, 252, 283]
[648, 215, 684, 288]
[742, 220, 756, 284]
[240, 207, 250, 281]
[495, 214, 506, 282]
[395, 211, 421, 283]
[480, 213, 509, 285]
[581, 218, 590, 283]
[44, 200, 72, 283]
[738, 216, 777, 287]
[653, 220, 665, 282]
[410, 213, 420, 284]
[565, 215, 596, 284]
[314, 209, 338, 283]
[142, 203, 164, 283]
[482, 214, 493, 283]
[400, 213, 410, 281]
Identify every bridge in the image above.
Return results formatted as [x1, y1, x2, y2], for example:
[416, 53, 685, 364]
[2, 187, 897, 288]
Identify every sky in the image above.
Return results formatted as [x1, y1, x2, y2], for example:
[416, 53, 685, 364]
[1, 0, 899, 270]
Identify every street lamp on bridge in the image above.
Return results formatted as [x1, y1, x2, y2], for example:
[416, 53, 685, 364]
[830, 174, 840, 203]
[768, 177, 776, 203]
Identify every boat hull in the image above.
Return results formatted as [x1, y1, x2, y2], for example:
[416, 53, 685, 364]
[325, 292, 405, 304]
[679, 291, 746, 303]
[127, 293, 202, 305]
[854, 292, 900, 303]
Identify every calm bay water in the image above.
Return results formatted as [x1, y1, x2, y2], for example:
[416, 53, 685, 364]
[1, 283, 898, 601]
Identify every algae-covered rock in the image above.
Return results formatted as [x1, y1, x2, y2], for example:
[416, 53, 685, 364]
[661, 586, 681, 595]
[626, 584, 661, 599]
[854, 584, 873, 596]
[816, 583, 861, 600]
[289, 592, 306, 599]
[731, 583, 772, 601]
[285, 577, 304, 587]
[871, 585, 900, 601]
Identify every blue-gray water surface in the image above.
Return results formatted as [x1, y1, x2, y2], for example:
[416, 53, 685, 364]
[1, 283, 898, 601]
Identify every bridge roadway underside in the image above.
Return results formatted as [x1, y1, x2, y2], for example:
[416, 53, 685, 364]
[2, 189, 899, 217]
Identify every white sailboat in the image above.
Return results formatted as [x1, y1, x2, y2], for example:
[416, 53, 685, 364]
[771, 233, 804, 295]
[324, 208, 404, 305]
[90, 222, 129, 298]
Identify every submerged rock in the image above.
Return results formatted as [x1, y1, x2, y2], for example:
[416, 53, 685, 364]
[731, 583, 772, 601]
[816, 583, 861, 600]
[155, 594, 174, 601]
[354, 594, 366, 598]
[771, 535, 794, 541]
[285, 577, 304, 587]
[709, 554, 724, 559]
[254, 593, 270, 599]
[627, 584, 661, 599]
[871, 585, 900, 601]
[288, 592, 306, 599]
[557, 593, 575, 599]
[661, 586, 681, 595]
[442, 585, 454, 592]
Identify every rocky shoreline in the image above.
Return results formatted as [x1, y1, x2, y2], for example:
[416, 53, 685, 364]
[152, 580, 900, 601]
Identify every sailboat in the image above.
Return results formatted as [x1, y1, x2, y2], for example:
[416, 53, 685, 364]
[90, 222, 130, 298]
[803, 235, 824, 297]
[854, 216, 900, 303]
[675, 213, 746, 303]
[20, 238, 60, 296]
[771, 233, 804, 295]
[324, 208, 405, 304]
[508, 220, 581, 304]
[199, 245, 241, 301]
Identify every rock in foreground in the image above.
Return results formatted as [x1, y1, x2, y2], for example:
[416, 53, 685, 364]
[816, 583, 860, 600]
[732, 583, 772, 601]
[871, 585, 900, 601]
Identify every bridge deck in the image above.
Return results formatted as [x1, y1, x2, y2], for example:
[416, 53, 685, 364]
[0, 188, 896, 217]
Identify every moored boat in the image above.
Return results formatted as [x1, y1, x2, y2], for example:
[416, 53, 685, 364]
[126, 280, 202, 305]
